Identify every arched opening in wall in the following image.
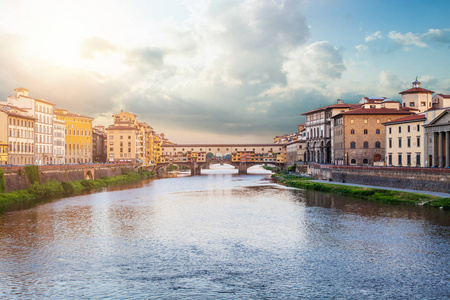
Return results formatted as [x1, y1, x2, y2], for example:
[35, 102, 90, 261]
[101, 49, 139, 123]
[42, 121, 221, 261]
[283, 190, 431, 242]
[350, 159, 356, 165]
[363, 158, 369, 164]
[206, 152, 214, 159]
[85, 170, 93, 180]
[374, 154, 381, 162]
[215, 152, 223, 159]
[224, 153, 232, 160]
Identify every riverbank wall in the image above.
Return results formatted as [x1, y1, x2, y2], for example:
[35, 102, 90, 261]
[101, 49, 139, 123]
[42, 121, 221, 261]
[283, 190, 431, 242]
[309, 163, 450, 193]
[2, 164, 138, 193]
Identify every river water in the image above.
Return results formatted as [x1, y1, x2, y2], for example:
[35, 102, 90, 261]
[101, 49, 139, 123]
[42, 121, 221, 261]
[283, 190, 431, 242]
[0, 165, 449, 299]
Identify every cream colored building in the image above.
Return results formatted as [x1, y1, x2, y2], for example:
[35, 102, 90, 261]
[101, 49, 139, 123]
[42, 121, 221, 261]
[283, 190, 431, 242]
[4, 88, 55, 165]
[53, 117, 65, 164]
[383, 113, 427, 167]
[0, 104, 36, 165]
[399, 79, 433, 112]
[106, 123, 139, 163]
[432, 94, 450, 109]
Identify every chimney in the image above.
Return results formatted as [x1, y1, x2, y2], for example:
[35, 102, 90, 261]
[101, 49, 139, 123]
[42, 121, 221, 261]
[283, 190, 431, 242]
[337, 99, 343, 104]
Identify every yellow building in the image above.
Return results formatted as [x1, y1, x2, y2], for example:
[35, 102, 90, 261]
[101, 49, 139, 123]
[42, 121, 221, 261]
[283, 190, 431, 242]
[54, 108, 93, 164]
[153, 134, 162, 164]
[0, 141, 8, 165]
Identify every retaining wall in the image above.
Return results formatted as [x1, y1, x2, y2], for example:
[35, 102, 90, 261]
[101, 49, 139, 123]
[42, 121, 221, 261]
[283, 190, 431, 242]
[2, 164, 138, 193]
[310, 163, 450, 193]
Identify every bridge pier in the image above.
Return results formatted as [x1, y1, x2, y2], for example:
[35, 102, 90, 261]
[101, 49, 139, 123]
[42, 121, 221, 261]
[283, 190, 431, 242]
[238, 162, 248, 174]
[190, 163, 202, 176]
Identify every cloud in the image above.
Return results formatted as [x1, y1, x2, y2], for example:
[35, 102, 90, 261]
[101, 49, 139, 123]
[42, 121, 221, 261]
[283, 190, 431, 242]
[388, 31, 428, 49]
[365, 31, 382, 42]
[81, 36, 117, 59]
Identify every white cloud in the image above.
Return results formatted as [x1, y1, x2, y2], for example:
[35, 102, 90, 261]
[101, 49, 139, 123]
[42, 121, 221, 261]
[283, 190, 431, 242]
[365, 31, 383, 42]
[388, 31, 429, 49]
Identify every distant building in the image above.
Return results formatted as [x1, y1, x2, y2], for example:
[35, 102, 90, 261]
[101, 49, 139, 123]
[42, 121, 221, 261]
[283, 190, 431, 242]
[0, 104, 36, 165]
[432, 94, 450, 109]
[92, 126, 107, 163]
[383, 113, 427, 167]
[5, 88, 55, 165]
[424, 109, 450, 168]
[399, 78, 434, 112]
[332, 106, 413, 166]
[54, 108, 93, 164]
[53, 117, 66, 164]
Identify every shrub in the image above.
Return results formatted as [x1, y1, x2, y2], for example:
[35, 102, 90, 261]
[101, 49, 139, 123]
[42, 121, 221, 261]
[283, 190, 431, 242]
[61, 181, 75, 195]
[0, 168, 5, 193]
[25, 165, 40, 184]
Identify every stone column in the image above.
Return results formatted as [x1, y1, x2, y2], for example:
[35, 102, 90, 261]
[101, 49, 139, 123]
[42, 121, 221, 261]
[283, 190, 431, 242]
[433, 132, 439, 167]
[446, 131, 450, 168]
[439, 132, 445, 168]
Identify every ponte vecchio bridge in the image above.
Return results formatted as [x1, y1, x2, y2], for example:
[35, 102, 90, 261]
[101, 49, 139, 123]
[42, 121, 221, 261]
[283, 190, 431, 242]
[157, 144, 285, 175]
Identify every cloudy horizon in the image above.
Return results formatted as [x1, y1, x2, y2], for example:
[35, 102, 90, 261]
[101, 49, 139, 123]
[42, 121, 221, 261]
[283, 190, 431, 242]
[0, 0, 449, 143]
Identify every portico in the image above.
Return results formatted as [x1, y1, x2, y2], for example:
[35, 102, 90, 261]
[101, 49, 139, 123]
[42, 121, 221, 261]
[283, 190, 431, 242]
[424, 109, 450, 168]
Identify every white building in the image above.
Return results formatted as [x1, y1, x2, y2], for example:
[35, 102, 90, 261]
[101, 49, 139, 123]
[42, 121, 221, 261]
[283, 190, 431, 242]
[399, 78, 434, 112]
[5, 88, 56, 165]
[53, 117, 65, 164]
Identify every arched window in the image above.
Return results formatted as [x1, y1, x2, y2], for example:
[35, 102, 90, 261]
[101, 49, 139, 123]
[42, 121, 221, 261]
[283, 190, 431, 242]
[363, 158, 368, 164]
[375, 141, 381, 148]
[350, 129, 355, 134]
[364, 119, 368, 124]
[376, 129, 380, 134]
[350, 159, 356, 164]
[350, 142, 356, 149]
[364, 129, 368, 134]
[363, 141, 369, 148]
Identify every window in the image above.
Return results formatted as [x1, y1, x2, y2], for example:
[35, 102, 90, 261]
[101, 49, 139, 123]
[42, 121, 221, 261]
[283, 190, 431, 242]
[351, 119, 354, 124]
[350, 159, 356, 164]
[364, 129, 368, 134]
[350, 129, 355, 134]
[398, 153, 402, 165]
[109, 147, 113, 151]
[417, 124, 420, 132]
[120, 136, 123, 139]
[128, 136, 131, 139]
[407, 137, 411, 147]
[407, 153, 411, 166]
[410, 102, 415, 107]
[417, 136, 420, 147]
[420, 102, 426, 106]
[398, 138, 402, 148]
[416, 153, 421, 166]
[363, 158, 368, 164]
[375, 141, 381, 148]
[398, 126, 402, 133]
[363, 141, 369, 148]
[376, 129, 380, 134]
[364, 119, 368, 124]
[388, 153, 392, 165]
[389, 138, 392, 148]
[407, 125, 410, 133]
[350, 142, 356, 149]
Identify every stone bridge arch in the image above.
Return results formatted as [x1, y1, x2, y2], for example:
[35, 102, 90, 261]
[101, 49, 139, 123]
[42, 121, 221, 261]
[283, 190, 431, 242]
[83, 168, 94, 180]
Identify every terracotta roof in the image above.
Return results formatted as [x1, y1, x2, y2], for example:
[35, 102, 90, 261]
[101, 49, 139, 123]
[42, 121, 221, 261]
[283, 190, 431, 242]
[1, 104, 28, 112]
[18, 95, 56, 105]
[333, 107, 414, 117]
[14, 87, 29, 91]
[106, 126, 138, 131]
[301, 103, 359, 115]
[399, 87, 434, 95]
[382, 100, 400, 103]
[436, 94, 450, 98]
[401, 107, 420, 112]
[161, 143, 282, 148]
[54, 111, 93, 119]
[382, 113, 426, 125]
[0, 110, 37, 120]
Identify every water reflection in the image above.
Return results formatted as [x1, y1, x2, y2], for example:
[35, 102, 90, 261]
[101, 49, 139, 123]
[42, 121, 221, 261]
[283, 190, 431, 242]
[0, 165, 448, 298]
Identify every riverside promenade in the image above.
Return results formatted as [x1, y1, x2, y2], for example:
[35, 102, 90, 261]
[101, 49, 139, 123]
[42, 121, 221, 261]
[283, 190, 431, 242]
[312, 179, 450, 198]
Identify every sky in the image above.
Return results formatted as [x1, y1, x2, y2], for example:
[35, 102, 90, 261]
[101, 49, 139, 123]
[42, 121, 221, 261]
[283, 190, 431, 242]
[0, 0, 449, 143]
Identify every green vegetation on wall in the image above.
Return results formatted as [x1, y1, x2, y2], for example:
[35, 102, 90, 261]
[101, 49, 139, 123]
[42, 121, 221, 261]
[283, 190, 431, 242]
[0, 168, 5, 193]
[25, 165, 40, 185]
[0, 170, 156, 213]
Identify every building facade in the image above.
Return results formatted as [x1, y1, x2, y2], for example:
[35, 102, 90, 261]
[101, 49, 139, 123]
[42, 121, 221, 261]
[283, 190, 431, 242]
[5, 88, 55, 165]
[54, 108, 93, 164]
[399, 79, 434, 112]
[332, 107, 413, 166]
[0, 104, 36, 165]
[383, 113, 426, 167]
[53, 117, 65, 164]
[424, 109, 450, 168]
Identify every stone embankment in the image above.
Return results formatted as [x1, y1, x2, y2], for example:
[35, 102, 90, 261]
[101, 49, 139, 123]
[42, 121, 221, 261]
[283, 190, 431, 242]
[2, 164, 138, 193]
[308, 163, 450, 193]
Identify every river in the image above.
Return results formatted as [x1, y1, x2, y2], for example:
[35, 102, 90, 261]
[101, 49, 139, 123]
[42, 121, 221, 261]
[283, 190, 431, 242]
[0, 165, 449, 299]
